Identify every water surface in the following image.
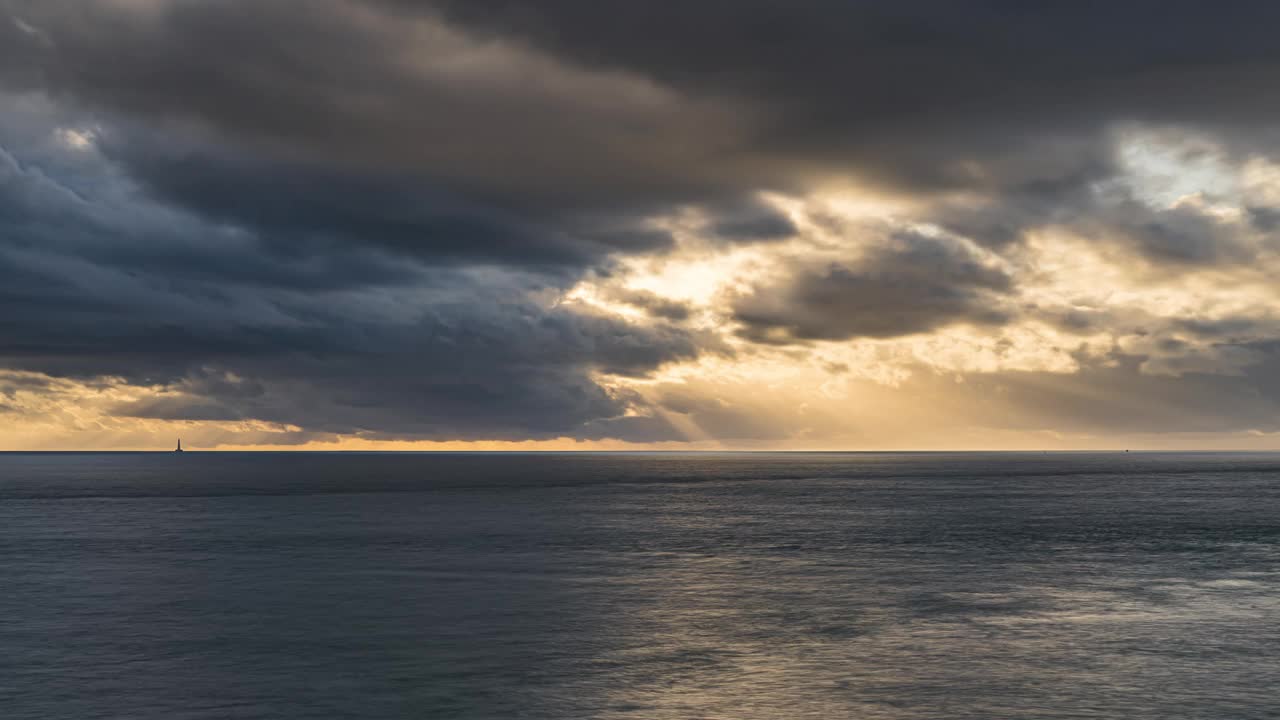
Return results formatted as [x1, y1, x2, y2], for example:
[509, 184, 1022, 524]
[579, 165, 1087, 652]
[2, 452, 1278, 718]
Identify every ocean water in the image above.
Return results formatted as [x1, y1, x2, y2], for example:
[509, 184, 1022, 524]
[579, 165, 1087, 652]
[2, 452, 1279, 719]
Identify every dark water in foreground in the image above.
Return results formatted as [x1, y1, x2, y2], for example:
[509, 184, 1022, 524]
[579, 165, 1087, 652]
[3, 452, 1279, 719]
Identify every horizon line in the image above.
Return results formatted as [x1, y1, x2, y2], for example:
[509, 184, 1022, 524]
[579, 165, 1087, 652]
[2, 448, 1277, 454]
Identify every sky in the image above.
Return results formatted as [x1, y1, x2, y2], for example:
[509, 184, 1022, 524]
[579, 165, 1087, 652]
[5, 1, 1280, 450]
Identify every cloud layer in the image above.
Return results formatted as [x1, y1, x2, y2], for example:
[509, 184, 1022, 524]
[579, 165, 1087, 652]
[5, 1, 1280, 448]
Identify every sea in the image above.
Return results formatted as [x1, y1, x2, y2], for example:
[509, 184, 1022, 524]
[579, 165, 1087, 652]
[2, 451, 1278, 719]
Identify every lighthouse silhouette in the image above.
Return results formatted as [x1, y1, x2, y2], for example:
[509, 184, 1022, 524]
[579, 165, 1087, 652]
[174, 438, 184, 453]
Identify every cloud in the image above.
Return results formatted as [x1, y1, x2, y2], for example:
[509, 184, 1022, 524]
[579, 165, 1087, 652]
[426, 1, 1280, 184]
[0, 91, 702, 442]
[6, 2, 1280, 447]
[702, 198, 798, 242]
[608, 288, 692, 321]
[733, 230, 1014, 342]
[0, 1, 771, 209]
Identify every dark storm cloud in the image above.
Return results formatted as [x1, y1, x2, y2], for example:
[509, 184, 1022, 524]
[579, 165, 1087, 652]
[0, 0, 757, 421]
[0, 0, 769, 213]
[1112, 205, 1253, 266]
[6, 0, 1280, 443]
[8, 251, 703, 439]
[106, 302, 704, 440]
[425, 0, 1280, 189]
[0, 173, 703, 435]
[7, 0, 1280, 255]
[101, 129, 664, 268]
[4, 0, 1268, 237]
[703, 198, 798, 243]
[733, 232, 1013, 342]
[0, 93, 701, 440]
[9, 1, 1280, 215]
[421, 0, 1280, 279]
